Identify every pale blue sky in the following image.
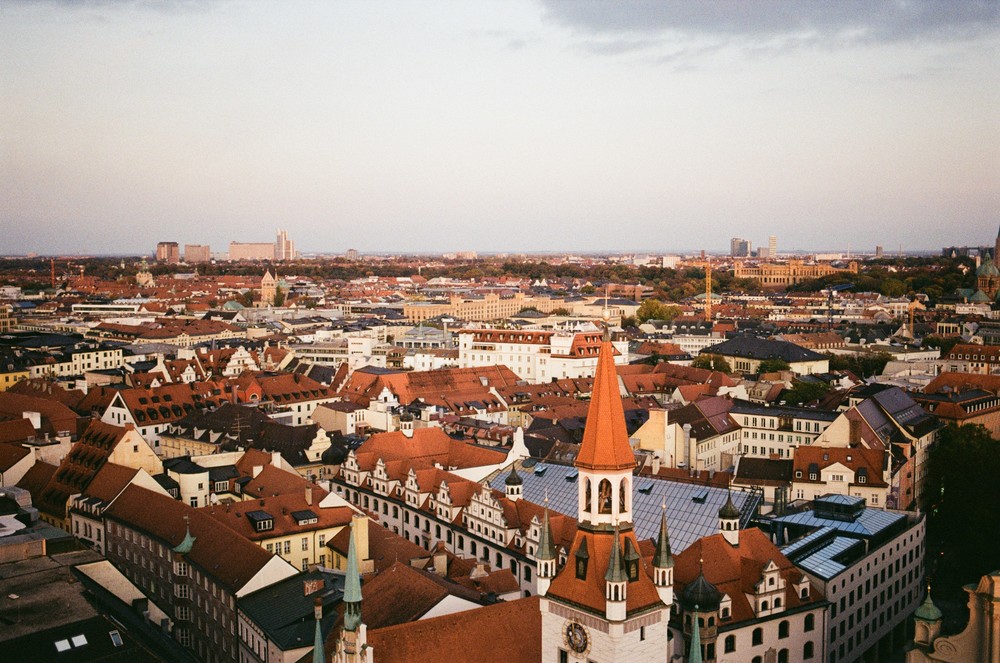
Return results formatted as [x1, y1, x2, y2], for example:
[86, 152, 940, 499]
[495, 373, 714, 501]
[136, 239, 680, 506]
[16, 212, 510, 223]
[2, 1, 998, 256]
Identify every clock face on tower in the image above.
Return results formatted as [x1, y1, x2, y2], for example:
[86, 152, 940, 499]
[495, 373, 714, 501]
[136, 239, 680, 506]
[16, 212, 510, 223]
[564, 621, 590, 655]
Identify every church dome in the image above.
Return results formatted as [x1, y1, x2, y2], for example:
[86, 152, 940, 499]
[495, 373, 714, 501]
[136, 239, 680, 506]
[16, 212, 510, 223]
[977, 256, 1000, 277]
[682, 571, 721, 611]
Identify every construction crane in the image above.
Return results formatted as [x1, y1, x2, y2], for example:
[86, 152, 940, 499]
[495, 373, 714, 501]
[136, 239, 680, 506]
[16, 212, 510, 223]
[687, 257, 713, 322]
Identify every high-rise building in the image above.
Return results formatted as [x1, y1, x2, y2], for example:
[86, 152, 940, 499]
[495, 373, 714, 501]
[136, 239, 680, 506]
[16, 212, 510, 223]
[769, 235, 777, 259]
[229, 241, 275, 261]
[875, 245, 884, 259]
[155, 242, 179, 263]
[730, 237, 751, 257]
[275, 229, 296, 261]
[184, 244, 211, 263]
[345, 248, 360, 261]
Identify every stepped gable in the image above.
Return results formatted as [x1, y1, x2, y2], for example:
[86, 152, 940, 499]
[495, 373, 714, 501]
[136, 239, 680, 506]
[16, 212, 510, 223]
[673, 529, 819, 623]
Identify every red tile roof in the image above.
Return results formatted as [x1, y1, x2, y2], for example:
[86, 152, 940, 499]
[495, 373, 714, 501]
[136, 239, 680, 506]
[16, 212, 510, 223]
[104, 484, 278, 592]
[363, 596, 541, 663]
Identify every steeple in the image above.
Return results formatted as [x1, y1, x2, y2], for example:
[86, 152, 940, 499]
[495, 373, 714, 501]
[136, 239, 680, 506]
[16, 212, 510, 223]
[535, 500, 557, 596]
[688, 604, 703, 663]
[172, 514, 196, 555]
[312, 597, 325, 663]
[653, 505, 675, 606]
[604, 526, 627, 621]
[333, 521, 372, 663]
[575, 335, 635, 530]
[913, 579, 943, 647]
[343, 523, 362, 632]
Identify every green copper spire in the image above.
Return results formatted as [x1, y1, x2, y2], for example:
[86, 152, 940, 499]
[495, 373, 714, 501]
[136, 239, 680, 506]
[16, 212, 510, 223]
[914, 580, 942, 622]
[343, 522, 362, 631]
[653, 506, 674, 569]
[312, 597, 324, 663]
[605, 526, 627, 583]
[689, 604, 703, 663]
[172, 514, 196, 555]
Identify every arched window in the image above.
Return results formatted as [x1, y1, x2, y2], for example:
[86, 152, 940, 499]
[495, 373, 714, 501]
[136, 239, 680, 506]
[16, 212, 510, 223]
[778, 649, 789, 663]
[778, 620, 789, 638]
[619, 481, 627, 513]
[585, 480, 592, 511]
[698, 617, 705, 628]
[804, 641, 815, 659]
[804, 614, 815, 632]
[752, 628, 763, 645]
[774, 597, 782, 607]
[598, 480, 612, 514]
[724, 635, 736, 653]
[761, 600, 768, 611]
[708, 616, 715, 626]
[752, 657, 762, 663]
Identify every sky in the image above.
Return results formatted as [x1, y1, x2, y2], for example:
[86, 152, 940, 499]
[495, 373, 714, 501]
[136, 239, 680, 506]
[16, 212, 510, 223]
[2, 0, 998, 256]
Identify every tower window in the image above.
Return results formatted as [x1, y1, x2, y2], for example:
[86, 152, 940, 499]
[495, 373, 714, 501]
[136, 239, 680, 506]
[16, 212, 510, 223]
[598, 480, 612, 514]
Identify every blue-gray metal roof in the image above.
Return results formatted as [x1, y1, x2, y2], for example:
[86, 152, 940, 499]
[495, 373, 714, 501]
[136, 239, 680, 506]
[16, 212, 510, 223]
[487, 462, 760, 554]
[771, 505, 903, 538]
[781, 526, 869, 581]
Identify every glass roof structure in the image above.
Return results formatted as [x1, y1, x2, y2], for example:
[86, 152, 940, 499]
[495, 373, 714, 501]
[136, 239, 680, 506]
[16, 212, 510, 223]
[487, 461, 761, 554]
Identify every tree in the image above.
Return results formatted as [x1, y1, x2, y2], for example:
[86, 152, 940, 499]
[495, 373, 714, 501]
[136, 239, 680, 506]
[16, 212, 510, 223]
[925, 424, 1000, 589]
[692, 354, 731, 374]
[781, 380, 831, 406]
[551, 307, 571, 316]
[758, 358, 791, 374]
[825, 351, 894, 378]
[273, 286, 286, 307]
[636, 299, 682, 323]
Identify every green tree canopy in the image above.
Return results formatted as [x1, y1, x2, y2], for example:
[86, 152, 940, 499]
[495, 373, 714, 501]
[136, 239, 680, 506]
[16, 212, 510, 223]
[636, 299, 682, 323]
[692, 354, 732, 374]
[758, 358, 791, 374]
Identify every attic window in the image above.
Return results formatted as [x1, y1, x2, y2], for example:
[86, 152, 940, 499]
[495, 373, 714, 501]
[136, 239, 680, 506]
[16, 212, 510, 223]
[795, 471, 802, 479]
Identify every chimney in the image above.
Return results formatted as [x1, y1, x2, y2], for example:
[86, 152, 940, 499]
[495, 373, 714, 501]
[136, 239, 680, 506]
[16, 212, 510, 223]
[470, 562, 488, 580]
[252, 465, 263, 478]
[305, 487, 313, 506]
[849, 419, 862, 446]
[272, 451, 281, 467]
[351, 513, 370, 566]
[433, 551, 448, 576]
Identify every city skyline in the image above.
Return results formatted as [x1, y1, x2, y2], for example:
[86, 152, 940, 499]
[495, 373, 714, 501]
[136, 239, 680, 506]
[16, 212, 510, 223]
[2, 1, 997, 255]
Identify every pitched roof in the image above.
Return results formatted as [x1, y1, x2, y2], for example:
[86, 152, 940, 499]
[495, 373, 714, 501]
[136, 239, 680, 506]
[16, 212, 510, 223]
[103, 484, 279, 592]
[673, 529, 820, 623]
[363, 596, 541, 663]
[575, 339, 635, 471]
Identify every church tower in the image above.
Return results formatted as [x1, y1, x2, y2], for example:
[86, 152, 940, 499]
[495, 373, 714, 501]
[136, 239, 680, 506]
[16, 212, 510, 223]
[718, 492, 741, 546]
[261, 269, 277, 307]
[539, 326, 670, 662]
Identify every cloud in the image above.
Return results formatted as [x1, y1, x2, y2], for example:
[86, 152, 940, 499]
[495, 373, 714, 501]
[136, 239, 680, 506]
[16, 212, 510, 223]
[541, 0, 1000, 46]
[7, 0, 220, 13]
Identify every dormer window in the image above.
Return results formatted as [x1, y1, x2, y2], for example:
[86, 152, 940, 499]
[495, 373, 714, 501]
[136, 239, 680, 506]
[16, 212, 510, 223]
[575, 539, 589, 580]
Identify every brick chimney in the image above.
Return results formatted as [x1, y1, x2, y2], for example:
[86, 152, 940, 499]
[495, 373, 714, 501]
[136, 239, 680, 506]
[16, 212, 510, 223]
[305, 487, 313, 506]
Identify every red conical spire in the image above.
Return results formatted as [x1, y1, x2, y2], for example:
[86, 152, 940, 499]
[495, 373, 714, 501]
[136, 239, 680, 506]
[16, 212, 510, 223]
[575, 334, 634, 471]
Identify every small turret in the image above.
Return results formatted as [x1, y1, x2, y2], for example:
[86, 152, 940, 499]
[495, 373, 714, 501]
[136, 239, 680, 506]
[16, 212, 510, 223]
[535, 503, 557, 596]
[604, 527, 627, 622]
[504, 464, 523, 501]
[718, 492, 740, 546]
[653, 505, 675, 607]
[913, 579, 943, 647]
